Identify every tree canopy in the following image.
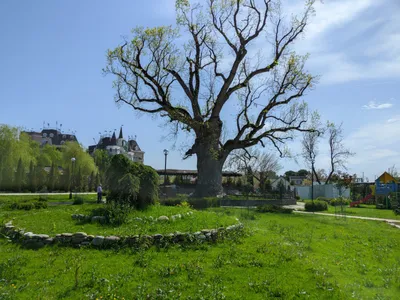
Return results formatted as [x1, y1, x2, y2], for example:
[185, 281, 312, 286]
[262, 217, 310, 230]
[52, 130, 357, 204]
[105, 0, 318, 197]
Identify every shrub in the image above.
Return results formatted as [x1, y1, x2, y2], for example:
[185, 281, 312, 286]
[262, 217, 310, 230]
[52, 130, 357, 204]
[295, 195, 301, 201]
[256, 204, 293, 214]
[91, 203, 131, 226]
[316, 197, 331, 204]
[304, 200, 328, 212]
[106, 155, 159, 209]
[72, 197, 84, 205]
[33, 201, 48, 209]
[9, 201, 47, 210]
[330, 197, 350, 207]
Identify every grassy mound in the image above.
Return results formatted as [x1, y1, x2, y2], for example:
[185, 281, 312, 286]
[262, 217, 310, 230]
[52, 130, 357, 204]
[0, 204, 238, 236]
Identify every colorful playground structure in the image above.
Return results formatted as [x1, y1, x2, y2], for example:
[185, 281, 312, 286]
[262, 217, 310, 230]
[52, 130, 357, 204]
[350, 172, 398, 208]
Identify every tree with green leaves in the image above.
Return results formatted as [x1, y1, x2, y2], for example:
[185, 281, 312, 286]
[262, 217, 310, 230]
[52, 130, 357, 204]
[15, 158, 25, 192]
[48, 162, 58, 192]
[88, 171, 95, 192]
[105, 0, 318, 197]
[93, 149, 110, 186]
[28, 161, 37, 192]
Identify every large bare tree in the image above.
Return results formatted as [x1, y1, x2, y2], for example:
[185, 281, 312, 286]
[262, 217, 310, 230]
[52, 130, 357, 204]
[105, 0, 318, 197]
[301, 112, 323, 184]
[227, 147, 281, 182]
[325, 122, 354, 184]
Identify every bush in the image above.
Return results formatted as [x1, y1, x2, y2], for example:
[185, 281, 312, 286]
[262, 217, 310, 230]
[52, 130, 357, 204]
[330, 197, 350, 207]
[106, 155, 159, 209]
[9, 201, 47, 210]
[316, 197, 331, 204]
[304, 200, 328, 212]
[256, 204, 293, 214]
[91, 203, 131, 226]
[34, 201, 48, 209]
[72, 197, 84, 205]
[295, 195, 301, 201]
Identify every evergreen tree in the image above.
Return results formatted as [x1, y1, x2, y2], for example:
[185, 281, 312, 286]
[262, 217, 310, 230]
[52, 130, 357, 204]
[48, 162, 57, 192]
[28, 161, 37, 192]
[76, 167, 83, 192]
[95, 172, 100, 187]
[61, 167, 70, 192]
[15, 158, 24, 192]
[88, 171, 95, 192]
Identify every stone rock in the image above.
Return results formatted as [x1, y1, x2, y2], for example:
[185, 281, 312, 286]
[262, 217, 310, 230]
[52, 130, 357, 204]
[24, 232, 34, 238]
[43, 238, 54, 245]
[62, 233, 73, 237]
[73, 232, 88, 237]
[153, 234, 163, 240]
[105, 236, 120, 244]
[134, 217, 143, 222]
[92, 236, 105, 246]
[201, 229, 211, 235]
[81, 241, 91, 246]
[158, 216, 169, 222]
[24, 240, 44, 250]
[35, 234, 50, 239]
[197, 234, 206, 241]
[91, 216, 106, 223]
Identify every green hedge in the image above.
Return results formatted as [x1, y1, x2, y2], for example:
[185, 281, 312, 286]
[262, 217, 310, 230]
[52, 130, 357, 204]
[256, 204, 293, 214]
[304, 200, 328, 212]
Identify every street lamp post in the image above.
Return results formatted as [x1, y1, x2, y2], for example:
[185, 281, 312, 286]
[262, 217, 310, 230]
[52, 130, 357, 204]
[163, 149, 169, 200]
[311, 160, 314, 205]
[69, 157, 76, 199]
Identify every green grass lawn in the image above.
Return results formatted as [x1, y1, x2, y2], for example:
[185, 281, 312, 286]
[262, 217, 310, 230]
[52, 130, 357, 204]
[327, 204, 400, 220]
[0, 194, 97, 205]
[1, 207, 400, 299]
[0, 204, 237, 236]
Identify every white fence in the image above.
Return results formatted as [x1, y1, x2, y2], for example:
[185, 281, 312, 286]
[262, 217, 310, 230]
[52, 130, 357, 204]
[295, 184, 350, 200]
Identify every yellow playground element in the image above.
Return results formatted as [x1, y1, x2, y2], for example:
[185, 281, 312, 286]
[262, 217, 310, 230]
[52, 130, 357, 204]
[377, 172, 397, 184]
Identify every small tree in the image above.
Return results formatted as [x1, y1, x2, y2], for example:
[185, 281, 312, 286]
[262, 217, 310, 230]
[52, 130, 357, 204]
[88, 171, 95, 192]
[15, 158, 25, 192]
[48, 162, 58, 192]
[325, 122, 354, 184]
[28, 161, 37, 192]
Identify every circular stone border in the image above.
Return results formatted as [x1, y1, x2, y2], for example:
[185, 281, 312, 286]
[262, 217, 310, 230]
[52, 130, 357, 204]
[0, 221, 244, 250]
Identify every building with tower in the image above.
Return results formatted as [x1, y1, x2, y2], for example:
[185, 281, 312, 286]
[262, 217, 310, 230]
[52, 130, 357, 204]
[23, 124, 78, 148]
[88, 127, 144, 163]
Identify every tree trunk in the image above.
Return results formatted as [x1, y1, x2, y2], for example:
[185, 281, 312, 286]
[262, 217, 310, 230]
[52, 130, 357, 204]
[193, 143, 225, 197]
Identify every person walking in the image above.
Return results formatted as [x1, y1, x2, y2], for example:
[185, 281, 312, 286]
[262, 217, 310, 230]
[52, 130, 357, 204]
[97, 184, 102, 203]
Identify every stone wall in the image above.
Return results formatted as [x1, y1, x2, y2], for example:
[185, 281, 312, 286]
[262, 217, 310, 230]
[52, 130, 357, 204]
[0, 221, 244, 250]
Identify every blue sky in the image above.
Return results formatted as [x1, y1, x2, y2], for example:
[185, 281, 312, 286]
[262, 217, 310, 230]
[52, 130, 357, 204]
[0, 0, 399, 180]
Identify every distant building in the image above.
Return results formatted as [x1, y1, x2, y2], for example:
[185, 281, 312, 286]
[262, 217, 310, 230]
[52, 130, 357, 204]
[23, 127, 78, 148]
[289, 176, 307, 185]
[271, 176, 292, 191]
[88, 127, 144, 163]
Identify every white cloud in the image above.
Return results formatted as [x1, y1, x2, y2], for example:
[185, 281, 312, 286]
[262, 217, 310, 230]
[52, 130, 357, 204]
[362, 101, 393, 110]
[388, 116, 400, 123]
